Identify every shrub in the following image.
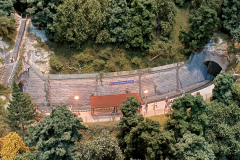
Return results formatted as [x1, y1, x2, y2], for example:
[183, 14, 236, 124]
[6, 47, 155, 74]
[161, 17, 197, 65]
[14, 151, 37, 160]
[132, 56, 143, 67]
[105, 61, 118, 72]
[50, 55, 63, 71]
[99, 48, 112, 60]
[96, 30, 111, 44]
[0, 132, 28, 160]
[93, 59, 105, 68]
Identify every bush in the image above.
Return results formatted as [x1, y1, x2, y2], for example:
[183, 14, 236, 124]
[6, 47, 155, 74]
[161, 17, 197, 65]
[99, 48, 112, 60]
[96, 30, 111, 44]
[105, 61, 118, 72]
[132, 56, 143, 67]
[50, 55, 63, 71]
[78, 130, 124, 160]
[14, 152, 37, 160]
[93, 59, 105, 69]
[74, 53, 94, 63]
[0, 132, 28, 160]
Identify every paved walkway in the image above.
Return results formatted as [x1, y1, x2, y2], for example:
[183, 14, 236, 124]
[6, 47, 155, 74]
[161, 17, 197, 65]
[2, 19, 26, 86]
[66, 84, 214, 122]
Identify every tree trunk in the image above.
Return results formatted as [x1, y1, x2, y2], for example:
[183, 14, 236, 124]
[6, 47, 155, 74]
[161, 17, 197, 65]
[18, 105, 25, 139]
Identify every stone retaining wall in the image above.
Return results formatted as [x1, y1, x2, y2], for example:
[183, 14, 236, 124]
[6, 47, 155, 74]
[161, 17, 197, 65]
[19, 47, 229, 108]
[21, 62, 187, 107]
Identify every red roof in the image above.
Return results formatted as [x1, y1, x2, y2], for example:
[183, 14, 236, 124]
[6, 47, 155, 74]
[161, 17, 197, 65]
[89, 93, 142, 109]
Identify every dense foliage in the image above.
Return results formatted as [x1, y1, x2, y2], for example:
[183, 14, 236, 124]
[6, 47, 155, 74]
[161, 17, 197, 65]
[222, 0, 240, 41]
[26, 105, 86, 160]
[211, 71, 234, 105]
[0, 132, 28, 160]
[106, 0, 128, 43]
[125, 0, 156, 50]
[0, 16, 15, 39]
[21, 0, 177, 52]
[0, 99, 10, 138]
[0, 0, 15, 41]
[5, 82, 37, 139]
[0, 0, 14, 16]
[14, 151, 37, 160]
[180, 6, 218, 52]
[155, 0, 176, 39]
[78, 130, 124, 160]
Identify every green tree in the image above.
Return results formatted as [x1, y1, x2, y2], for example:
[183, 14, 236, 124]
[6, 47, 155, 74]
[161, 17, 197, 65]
[165, 94, 209, 138]
[0, 16, 15, 39]
[117, 97, 142, 158]
[151, 40, 182, 60]
[53, 0, 106, 48]
[191, 0, 223, 13]
[180, 6, 218, 52]
[231, 83, 240, 104]
[155, 0, 176, 38]
[125, 118, 162, 160]
[26, 105, 86, 160]
[222, 0, 240, 41]
[95, 29, 111, 44]
[205, 102, 240, 159]
[106, 0, 128, 43]
[82, 0, 107, 39]
[174, 0, 190, 6]
[14, 152, 37, 160]
[26, 0, 63, 39]
[175, 132, 215, 160]
[5, 82, 37, 139]
[0, 0, 14, 16]
[211, 71, 234, 105]
[78, 130, 124, 160]
[53, 0, 89, 48]
[125, 0, 156, 51]
[164, 94, 211, 159]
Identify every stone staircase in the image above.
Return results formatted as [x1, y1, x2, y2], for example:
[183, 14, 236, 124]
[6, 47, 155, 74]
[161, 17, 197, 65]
[0, 65, 6, 84]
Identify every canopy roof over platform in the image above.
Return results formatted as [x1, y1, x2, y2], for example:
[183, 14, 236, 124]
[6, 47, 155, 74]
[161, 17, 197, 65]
[89, 93, 142, 109]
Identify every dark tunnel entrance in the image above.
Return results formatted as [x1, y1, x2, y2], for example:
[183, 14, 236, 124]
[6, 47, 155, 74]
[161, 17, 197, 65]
[204, 61, 222, 77]
[18, 80, 26, 93]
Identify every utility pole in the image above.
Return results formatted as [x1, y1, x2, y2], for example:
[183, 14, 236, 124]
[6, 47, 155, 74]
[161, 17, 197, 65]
[96, 75, 99, 96]
[138, 73, 142, 97]
[176, 63, 180, 92]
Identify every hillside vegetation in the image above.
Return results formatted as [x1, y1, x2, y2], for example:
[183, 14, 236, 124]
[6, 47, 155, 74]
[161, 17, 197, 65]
[2, 0, 240, 74]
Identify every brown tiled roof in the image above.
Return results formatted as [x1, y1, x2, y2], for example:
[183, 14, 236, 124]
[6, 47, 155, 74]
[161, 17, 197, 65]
[89, 93, 142, 109]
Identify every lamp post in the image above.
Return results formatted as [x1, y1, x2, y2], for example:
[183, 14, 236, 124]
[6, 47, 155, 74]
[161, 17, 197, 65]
[74, 95, 79, 109]
[143, 90, 148, 104]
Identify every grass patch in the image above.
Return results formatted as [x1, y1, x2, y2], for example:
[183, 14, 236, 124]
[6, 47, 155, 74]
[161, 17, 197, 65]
[80, 121, 119, 143]
[47, 41, 187, 74]
[80, 113, 169, 141]
[2, 32, 16, 51]
[171, 2, 190, 46]
[148, 114, 169, 130]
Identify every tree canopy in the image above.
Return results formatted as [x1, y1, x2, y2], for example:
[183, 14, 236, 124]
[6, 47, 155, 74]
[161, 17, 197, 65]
[26, 105, 86, 160]
[5, 82, 37, 139]
[0, 0, 14, 16]
[180, 5, 218, 52]
[78, 130, 124, 160]
[125, 0, 156, 50]
[211, 71, 234, 105]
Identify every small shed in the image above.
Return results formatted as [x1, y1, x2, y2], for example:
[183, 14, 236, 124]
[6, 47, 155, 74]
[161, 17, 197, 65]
[89, 93, 142, 115]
